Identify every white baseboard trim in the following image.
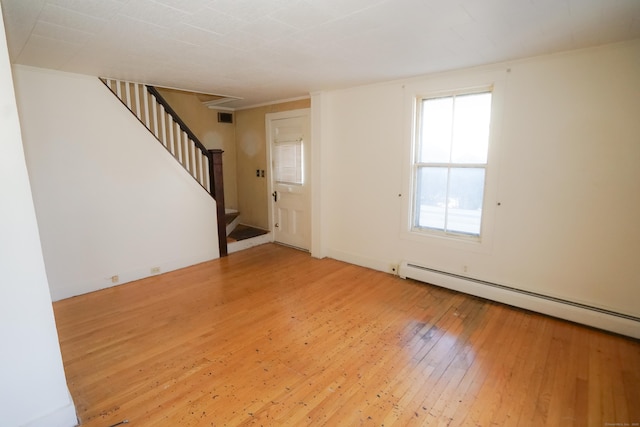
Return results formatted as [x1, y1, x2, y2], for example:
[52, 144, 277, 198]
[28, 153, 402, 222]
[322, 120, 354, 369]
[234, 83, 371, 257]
[325, 248, 391, 274]
[399, 261, 640, 339]
[23, 390, 77, 427]
[51, 252, 218, 301]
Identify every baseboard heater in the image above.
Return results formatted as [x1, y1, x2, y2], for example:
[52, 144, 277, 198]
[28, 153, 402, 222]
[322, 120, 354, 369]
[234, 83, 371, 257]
[398, 261, 640, 339]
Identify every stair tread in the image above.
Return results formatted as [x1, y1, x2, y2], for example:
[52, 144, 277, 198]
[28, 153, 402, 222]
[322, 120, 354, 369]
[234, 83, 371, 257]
[225, 212, 239, 225]
[227, 225, 269, 242]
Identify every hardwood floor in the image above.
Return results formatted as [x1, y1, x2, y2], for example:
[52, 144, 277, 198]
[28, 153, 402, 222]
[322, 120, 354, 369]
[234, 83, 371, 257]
[53, 243, 640, 426]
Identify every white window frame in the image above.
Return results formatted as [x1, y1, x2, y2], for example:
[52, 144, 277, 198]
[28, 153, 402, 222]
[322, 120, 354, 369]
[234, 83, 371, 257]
[401, 69, 506, 253]
[412, 87, 493, 240]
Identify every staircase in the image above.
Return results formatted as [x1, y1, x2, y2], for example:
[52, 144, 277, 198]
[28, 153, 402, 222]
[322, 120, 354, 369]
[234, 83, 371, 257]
[101, 78, 228, 256]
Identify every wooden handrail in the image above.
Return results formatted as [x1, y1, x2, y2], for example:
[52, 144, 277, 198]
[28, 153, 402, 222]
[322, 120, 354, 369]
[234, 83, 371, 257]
[146, 86, 209, 156]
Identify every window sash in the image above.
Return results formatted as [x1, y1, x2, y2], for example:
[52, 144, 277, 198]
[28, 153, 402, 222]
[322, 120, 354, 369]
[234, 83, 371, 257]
[413, 165, 486, 237]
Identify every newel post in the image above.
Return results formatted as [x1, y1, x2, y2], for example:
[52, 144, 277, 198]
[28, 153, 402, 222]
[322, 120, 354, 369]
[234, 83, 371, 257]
[208, 149, 227, 257]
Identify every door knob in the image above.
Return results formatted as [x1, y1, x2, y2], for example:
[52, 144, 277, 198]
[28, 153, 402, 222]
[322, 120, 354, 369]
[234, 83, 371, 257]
[272, 191, 278, 202]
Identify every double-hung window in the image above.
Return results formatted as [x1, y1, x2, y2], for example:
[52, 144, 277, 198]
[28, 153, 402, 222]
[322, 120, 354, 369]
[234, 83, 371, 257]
[412, 89, 493, 239]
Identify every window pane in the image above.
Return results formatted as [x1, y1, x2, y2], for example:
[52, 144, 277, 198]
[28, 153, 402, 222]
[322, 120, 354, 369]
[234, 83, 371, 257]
[415, 167, 447, 229]
[418, 97, 453, 163]
[274, 140, 303, 184]
[451, 92, 491, 164]
[446, 168, 485, 235]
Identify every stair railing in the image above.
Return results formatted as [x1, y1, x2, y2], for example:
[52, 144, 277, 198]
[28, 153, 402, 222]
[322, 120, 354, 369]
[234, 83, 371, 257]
[101, 78, 227, 256]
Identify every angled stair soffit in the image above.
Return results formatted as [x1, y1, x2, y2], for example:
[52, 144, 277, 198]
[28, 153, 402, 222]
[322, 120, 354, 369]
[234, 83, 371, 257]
[197, 93, 243, 110]
[159, 87, 243, 110]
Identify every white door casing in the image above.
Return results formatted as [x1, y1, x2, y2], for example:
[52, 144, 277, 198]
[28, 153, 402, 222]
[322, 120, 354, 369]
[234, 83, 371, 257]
[267, 109, 311, 251]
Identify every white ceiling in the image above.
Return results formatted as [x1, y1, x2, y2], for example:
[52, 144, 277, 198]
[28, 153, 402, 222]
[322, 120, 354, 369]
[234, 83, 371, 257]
[2, 0, 639, 109]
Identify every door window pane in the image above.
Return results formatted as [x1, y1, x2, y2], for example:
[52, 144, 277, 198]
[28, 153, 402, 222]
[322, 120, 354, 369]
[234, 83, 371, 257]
[274, 139, 303, 185]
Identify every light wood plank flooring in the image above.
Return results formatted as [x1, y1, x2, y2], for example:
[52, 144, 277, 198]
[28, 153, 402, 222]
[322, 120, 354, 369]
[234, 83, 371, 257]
[53, 243, 640, 426]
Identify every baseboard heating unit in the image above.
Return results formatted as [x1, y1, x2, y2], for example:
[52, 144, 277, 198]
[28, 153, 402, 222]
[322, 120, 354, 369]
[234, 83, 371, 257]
[398, 261, 640, 339]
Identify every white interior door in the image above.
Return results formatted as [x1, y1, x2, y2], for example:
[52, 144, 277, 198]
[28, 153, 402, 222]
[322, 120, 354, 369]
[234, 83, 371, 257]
[268, 110, 311, 251]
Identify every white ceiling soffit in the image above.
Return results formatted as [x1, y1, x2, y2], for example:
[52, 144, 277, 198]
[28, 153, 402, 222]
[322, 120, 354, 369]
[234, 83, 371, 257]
[2, 0, 640, 109]
[200, 95, 244, 109]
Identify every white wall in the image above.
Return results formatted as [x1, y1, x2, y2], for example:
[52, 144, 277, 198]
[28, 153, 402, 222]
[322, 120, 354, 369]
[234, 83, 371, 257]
[0, 7, 76, 426]
[320, 40, 640, 321]
[14, 66, 219, 301]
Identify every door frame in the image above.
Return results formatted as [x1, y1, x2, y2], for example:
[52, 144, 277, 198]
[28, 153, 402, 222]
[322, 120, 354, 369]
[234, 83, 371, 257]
[266, 108, 311, 250]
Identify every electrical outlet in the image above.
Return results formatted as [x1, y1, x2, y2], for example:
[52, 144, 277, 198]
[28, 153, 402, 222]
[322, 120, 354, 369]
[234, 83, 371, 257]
[390, 264, 399, 275]
[150, 266, 161, 274]
[111, 275, 119, 283]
